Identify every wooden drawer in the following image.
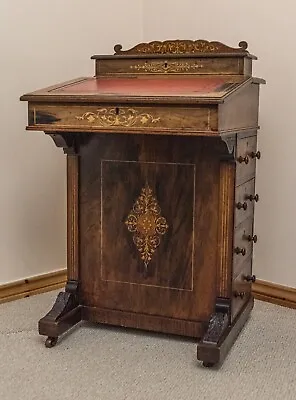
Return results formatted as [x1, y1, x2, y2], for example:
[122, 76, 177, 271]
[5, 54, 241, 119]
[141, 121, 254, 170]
[232, 258, 253, 320]
[27, 103, 218, 134]
[233, 217, 254, 278]
[236, 136, 258, 185]
[235, 179, 255, 227]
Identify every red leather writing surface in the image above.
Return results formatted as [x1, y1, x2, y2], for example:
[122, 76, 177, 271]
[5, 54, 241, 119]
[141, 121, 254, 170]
[52, 77, 233, 97]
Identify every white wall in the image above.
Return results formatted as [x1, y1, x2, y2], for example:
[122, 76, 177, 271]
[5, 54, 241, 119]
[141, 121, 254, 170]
[142, 0, 296, 287]
[1, 0, 295, 288]
[0, 0, 142, 284]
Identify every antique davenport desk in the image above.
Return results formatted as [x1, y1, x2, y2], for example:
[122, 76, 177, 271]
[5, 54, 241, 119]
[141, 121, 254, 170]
[20, 40, 265, 367]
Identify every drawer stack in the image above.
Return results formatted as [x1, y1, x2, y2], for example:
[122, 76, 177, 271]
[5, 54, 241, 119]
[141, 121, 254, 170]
[232, 132, 260, 319]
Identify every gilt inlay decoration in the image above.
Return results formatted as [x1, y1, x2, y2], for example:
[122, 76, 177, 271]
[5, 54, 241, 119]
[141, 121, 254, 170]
[125, 185, 168, 269]
[76, 108, 160, 127]
[130, 61, 204, 73]
[114, 40, 249, 55]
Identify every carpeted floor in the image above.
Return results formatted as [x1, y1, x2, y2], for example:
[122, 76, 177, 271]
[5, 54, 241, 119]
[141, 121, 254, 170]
[0, 290, 295, 400]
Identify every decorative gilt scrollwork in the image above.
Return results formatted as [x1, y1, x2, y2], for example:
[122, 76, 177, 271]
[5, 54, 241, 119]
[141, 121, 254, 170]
[125, 185, 168, 269]
[75, 108, 160, 127]
[114, 40, 248, 55]
[130, 61, 204, 73]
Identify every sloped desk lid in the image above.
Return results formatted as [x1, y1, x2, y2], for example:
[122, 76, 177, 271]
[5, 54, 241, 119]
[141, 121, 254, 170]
[20, 75, 258, 104]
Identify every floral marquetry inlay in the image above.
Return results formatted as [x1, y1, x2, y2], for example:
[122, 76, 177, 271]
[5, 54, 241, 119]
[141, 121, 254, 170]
[130, 61, 204, 73]
[75, 108, 160, 128]
[125, 185, 168, 269]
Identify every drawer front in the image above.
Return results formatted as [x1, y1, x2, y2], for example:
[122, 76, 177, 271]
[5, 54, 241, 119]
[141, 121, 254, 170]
[236, 136, 257, 185]
[233, 217, 254, 278]
[235, 179, 255, 227]
[28, 103, 218, 134]
[96, 57, 245, 76]
[232, 258, 253, 320]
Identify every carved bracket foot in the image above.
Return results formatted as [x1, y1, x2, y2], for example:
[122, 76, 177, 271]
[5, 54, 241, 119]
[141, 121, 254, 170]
[202, 311, 229, 345]
[197, 297, 254, 367]
[38, 280, 82, 346]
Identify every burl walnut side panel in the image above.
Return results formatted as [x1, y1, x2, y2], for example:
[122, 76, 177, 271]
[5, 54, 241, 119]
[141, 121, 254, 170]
[79, 134, 225, 323]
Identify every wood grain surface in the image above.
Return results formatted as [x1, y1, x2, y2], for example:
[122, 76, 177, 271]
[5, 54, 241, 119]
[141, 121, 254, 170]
[79, 134, 226, 323]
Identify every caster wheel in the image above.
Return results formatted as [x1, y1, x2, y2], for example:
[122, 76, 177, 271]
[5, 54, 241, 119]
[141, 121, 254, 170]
[45, 337, 58, 348]
[203, 362, 215, 368]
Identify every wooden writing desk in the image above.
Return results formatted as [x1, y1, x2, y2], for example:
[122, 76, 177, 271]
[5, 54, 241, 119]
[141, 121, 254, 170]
[20, 40, 265, 367]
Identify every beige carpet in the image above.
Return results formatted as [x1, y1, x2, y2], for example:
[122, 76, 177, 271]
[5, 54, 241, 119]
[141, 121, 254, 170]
[0, 290, 295, 400]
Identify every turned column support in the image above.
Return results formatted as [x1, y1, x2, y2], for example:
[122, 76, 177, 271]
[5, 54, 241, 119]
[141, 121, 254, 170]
[197, 133, 237, 367]
[38, 133, 82, 347]
[215, 133, 236, 298]
[216, 159, 235, 298]
[47, 132, 79, 284]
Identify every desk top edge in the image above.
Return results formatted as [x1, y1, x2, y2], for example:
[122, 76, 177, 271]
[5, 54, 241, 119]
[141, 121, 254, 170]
[20, 76, 264, 104]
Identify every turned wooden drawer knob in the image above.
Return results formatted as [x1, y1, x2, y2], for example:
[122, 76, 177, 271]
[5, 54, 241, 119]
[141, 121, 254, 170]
[234, 247, 246, 256]
[250, 151, 261, 159]
[244, 274, 256, 283]
[236, 202, 248, 210]
[248, 234, 258, 243]
[238, 155, 249, 164]
[246, 194, 259, 202]
[234, 291, 246, 299]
